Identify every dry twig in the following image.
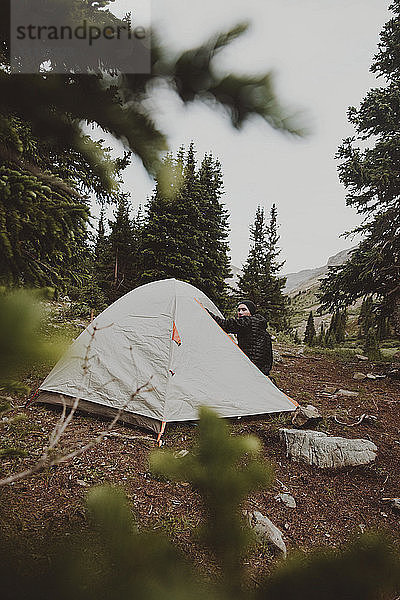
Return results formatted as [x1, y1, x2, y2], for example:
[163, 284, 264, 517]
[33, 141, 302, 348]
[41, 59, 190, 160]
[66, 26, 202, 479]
[0, 380, 152, 487]
[332, 413, 377, 427]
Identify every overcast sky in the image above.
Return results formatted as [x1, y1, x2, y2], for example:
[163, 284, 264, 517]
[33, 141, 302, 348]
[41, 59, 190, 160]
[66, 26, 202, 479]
[101, 0, 390, 274]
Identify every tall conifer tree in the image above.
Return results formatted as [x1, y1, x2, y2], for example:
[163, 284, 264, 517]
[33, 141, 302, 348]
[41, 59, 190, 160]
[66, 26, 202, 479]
[237, 204, 288, 330]
[319, 2, 400, 336]
[304, 311, 316, 346]
[237, 206, 268, 307]
[88, 208, 111, 309]
[197, 154, 231, 308]
[140, 145, 231, 307]
[327, 310, 347, 344]
[107, 194, 139, 302]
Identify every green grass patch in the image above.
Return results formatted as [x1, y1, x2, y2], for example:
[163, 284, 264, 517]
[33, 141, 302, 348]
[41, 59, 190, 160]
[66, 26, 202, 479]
[305, 347, 359, 362]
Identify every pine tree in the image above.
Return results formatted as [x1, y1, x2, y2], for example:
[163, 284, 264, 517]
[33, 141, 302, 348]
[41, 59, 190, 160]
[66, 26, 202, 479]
[328, 313, 338, 339]
[130, 204, 146, 288]
[238, 204, 289, 330]
[337, 310, 347, 343]
[0, 159, 90, 288]
[85, 208, 113, 310]
[1, 5, 299, 184]
[364, 327, 381, 361]
[317, 323, 326, 347]
[304, 311, 316, 346]
[140, 145, 231, 307]
[267, 204, 285, 276]
[67, 209, 110, 314]
[293, 329, 302, 345]
[197, 154, 231, 309]
[318, 3, 400, 336]
[376, 314, 390, 341]
[327, 310, 347, 345]
[325, 331, 337, 349]
[0, 114, 129, 290]
[237, 206, 267, 307]
[140, 148, 202, 286]
[266, 204, 291, 331]
[108, 194, 137, 302]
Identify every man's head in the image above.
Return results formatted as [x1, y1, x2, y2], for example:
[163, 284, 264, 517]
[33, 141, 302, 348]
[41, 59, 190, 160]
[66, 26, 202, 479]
[237, 300, 256, 317]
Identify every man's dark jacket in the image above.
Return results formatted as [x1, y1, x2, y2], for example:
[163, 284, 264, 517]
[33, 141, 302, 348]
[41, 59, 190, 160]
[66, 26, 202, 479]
[207, 311, 273, 375]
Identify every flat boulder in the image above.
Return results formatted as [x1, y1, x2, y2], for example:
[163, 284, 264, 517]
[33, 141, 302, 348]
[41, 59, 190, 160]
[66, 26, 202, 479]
[335, 389, 359, 397]
[280, 428, 377, 469]
[244, 510, 286, 556]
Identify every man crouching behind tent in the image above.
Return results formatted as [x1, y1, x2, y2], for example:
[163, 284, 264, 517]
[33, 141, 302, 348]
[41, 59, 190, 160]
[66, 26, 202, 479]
[206, 300, 273, 376]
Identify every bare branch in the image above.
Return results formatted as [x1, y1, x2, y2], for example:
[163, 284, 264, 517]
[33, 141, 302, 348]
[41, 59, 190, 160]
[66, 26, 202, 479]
[0, 379, 153, 487]
[332, 413, 377, 427]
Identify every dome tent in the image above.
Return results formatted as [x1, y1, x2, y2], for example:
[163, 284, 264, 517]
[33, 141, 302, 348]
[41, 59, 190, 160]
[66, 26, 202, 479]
[38, 279, 297, 437]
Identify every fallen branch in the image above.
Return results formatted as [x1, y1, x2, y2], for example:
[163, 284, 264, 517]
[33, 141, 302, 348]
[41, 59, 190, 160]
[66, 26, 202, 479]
[332, 413, 377, 427]
[275, 478, 289, 491]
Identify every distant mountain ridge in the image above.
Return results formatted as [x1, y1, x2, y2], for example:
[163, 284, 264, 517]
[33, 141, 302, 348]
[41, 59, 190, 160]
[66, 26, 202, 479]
[283, 248, 354, 294]
[228, 247, 354, 296]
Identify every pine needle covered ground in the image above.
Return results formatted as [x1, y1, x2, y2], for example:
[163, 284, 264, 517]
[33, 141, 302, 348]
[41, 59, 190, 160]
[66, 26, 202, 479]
[1, 304, 399, 587]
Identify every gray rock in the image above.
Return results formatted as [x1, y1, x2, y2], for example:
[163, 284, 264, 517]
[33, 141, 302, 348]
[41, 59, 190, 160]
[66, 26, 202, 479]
[245, 510, 286, 556]
[321, 385, 338, 394]
[353, 372, 367, 381]
[356, 354, 369, 362]
[335, 389, 359, 397]
[275, 492, 296, 508]
[292, 404, 322, 428]
[280, 428, 377, 469]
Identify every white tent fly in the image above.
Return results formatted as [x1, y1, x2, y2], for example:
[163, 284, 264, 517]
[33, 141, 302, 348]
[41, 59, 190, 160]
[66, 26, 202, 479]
[38, 279, 297, 437]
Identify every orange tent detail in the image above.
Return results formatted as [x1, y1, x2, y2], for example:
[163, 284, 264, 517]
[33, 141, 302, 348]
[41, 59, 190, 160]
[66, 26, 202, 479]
[172, 322, 181, 346]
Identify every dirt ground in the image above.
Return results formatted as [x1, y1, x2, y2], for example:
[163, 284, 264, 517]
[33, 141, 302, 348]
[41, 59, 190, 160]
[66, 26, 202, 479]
[1, 346, 399, 579]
